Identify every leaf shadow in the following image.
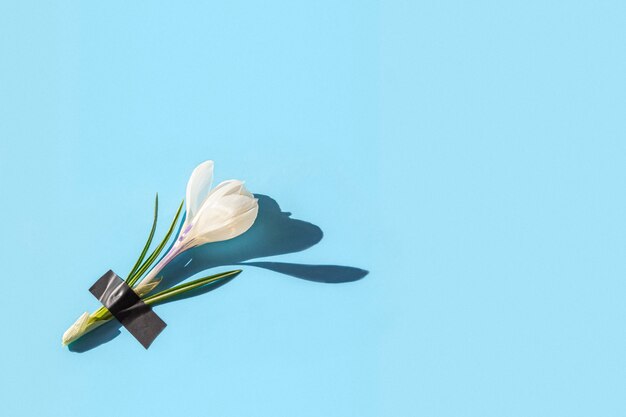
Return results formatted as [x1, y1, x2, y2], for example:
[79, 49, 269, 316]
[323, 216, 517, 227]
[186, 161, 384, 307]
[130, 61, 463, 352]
[69, 194, 368, 352]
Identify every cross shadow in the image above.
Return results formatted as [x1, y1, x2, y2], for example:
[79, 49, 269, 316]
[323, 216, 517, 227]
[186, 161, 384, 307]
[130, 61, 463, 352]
[68, 194, 368, 352]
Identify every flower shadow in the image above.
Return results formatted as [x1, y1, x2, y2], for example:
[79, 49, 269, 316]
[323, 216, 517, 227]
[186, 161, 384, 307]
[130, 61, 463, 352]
[68, 194, 368, 352]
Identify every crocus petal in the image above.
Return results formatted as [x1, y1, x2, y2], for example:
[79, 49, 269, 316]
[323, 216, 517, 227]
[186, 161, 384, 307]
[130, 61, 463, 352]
[193, 204, 259, 244]
[185, 160, 214, 222]
[194, 194, 258, 233]
[183, 177, 259, 246]
[188, 179, 255, 229]
[200, 180, 249, 210]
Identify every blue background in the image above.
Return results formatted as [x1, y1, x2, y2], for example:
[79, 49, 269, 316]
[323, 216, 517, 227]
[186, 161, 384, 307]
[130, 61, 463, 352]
[1, 1, 626, 416]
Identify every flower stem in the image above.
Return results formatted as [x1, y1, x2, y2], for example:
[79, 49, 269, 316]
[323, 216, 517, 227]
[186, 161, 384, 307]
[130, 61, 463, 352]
[68, 270, 242, 345]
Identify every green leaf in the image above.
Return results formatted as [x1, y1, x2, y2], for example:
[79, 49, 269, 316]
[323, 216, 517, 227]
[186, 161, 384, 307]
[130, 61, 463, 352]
[127, 200, 185, 288]
[125, 193, 159, 284]
[143, 270, 242, 306]
[83, 270, 242, 327]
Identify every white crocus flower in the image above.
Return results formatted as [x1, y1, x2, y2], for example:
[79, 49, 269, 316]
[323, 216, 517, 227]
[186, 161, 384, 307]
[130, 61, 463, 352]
[133, 160, 258, 295]
[62, 161, 258, 346]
